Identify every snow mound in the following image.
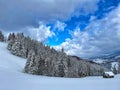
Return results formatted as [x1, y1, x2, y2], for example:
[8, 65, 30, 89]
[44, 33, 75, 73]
[0, 42, 120, 90]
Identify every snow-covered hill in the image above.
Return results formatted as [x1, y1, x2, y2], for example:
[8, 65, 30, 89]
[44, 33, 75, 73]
[0, 42, 120, 90]
[92, 58, 119, 71]
[0, 42, 26, 72]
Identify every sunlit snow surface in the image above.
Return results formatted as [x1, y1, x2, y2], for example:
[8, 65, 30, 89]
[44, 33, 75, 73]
[0, 42, 120, 90]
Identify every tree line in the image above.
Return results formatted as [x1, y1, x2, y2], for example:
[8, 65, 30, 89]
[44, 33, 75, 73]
[0, 31, 120, 77]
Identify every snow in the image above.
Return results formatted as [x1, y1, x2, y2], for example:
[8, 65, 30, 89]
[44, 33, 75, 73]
[92, 58, 106, 64]
[0, 42, 26, 72]
[0, 42, 120, 90]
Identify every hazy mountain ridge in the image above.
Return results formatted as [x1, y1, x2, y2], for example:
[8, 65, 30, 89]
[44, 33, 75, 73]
[91, 53, 120, 74]
[91, 51, 120, 61]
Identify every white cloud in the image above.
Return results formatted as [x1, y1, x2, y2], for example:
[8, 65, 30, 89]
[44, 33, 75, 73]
[54, 4, 120, 59]
[54, 21, 67, 31]
[26, 22, 55, 42]
[73, 0, 100, 16]
[0, 0, 100, 30]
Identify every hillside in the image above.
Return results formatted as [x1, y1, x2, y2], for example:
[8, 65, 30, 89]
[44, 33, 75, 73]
[7, 33, 106, 77]
[0, 42, 26, 72]
[92, 57, 120, 74]
[0, 42, 120, 90]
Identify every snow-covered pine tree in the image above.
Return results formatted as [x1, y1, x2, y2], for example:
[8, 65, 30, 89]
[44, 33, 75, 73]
[8, 33, 15, 41]
[7, 33, 16, 50]
[24, 50, 37, 74]
[7, 32, 106, 78]
[118, 62, 120, 73]
[0, 31, 4, 42]
[112, 64, 117, 74]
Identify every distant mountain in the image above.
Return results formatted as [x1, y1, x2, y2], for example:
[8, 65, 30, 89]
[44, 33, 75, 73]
[90, 52, 120, 74]
[90, 51, 120, 61]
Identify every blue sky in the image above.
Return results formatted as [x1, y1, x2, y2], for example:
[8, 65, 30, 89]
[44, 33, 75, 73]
[0, 0, 120, 58]
[47, 0, 120, 45]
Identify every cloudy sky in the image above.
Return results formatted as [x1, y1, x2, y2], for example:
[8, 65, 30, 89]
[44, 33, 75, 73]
[0, 0, 120, 58]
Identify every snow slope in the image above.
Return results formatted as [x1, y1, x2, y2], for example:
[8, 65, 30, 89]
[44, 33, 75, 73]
[93, 58, 105, 64]
[0, 42, 26, 72]
[0, 42, 120, 90]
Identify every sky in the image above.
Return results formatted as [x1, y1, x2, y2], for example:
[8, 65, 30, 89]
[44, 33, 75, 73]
[0, 0, 120, 59]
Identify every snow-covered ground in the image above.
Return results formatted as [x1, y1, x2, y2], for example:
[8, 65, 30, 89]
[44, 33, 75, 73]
[0, 42, 120, 90]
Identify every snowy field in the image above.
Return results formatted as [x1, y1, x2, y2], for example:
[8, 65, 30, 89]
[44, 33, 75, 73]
[0, 42, 120, 90]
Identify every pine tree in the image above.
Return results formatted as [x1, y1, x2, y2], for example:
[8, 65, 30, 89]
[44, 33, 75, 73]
[7, 33, 16, 50]
[112, 65, 117, 74]
[118, 62, 120, 73]
[8, 33, 15, 41]
[0, 31, 4, 42]
[11, 41, 21, 56]
[61, 48, 64, 53]
[7, 32, 106, 78]
[24, 50, 37, 74]
[58, 60, 65, 77]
